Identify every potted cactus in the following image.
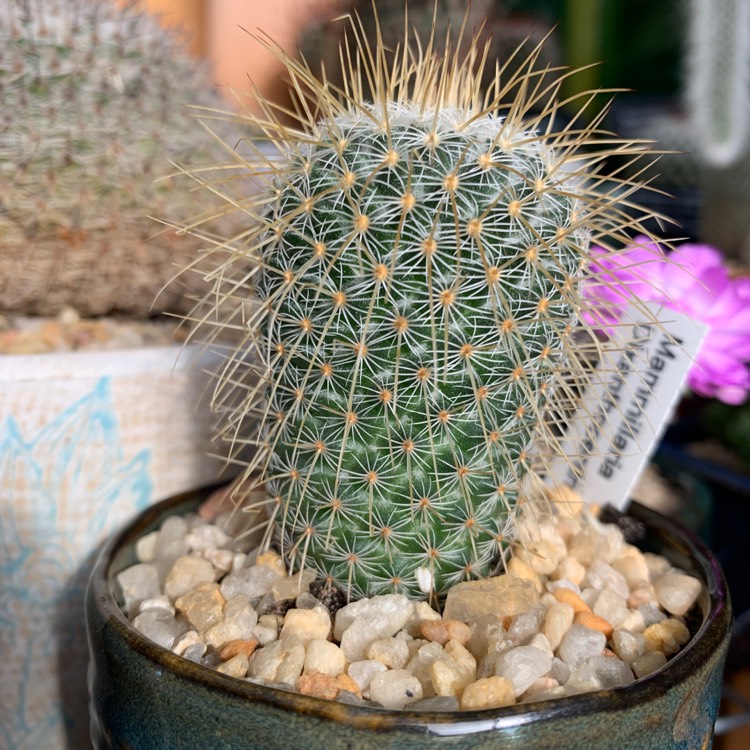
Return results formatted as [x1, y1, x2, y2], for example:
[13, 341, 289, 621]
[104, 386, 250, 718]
[0, 1, 239, 747]
[86, 7, 731, 748]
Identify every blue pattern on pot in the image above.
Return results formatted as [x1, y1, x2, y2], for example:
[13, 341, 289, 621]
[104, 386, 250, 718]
[1, 377, 152, 749]
[0, 342, 223, 748]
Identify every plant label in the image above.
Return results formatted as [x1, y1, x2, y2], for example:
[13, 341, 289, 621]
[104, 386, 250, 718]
[545, 303, 708, 510]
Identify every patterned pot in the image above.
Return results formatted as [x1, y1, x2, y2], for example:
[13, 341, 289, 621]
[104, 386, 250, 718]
[86, 486, 731, 750]
[0, 345, 222, 749]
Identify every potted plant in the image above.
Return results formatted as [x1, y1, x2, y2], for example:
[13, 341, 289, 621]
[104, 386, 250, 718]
[0, 1, 237, 747]
[86, 7, 732, 748]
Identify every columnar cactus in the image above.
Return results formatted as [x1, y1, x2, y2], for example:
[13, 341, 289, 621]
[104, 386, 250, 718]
[186, 13, 661, 600]
[0, 0, 228, 317]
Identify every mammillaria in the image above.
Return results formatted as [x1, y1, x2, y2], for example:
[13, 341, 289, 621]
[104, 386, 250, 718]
[0, 0, 228, 317]
[183, 11, 665, 600]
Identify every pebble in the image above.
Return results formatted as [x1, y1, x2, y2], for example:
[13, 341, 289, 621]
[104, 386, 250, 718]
[495, 646, 553, 696]
[175, 582, 225, 633]
[297, 672, 361, 700]
[653, 572, 702, 616]
[443, 576, 539, 622]
[117, 563, 160, 616]
[420, 619, 471, 647]
[120, 493, 702, 712]
[279, 605, 331, 644]
[219, 639, 260, 660]
[304, 639, 346, 676]
[348, 660, 389, 695]
[558, 624, 607, 670]
[164, 556, 217, 600]
[460, 676, 516, 710]
[218, 654, 250, 678]
[369, 669, 424, 709]
[632, 649, 668, 678]
[365, 637, 410, 669]
[204, 596, 258, 648]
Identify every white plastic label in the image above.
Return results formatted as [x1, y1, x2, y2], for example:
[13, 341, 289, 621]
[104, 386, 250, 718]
[545, 303, 708, 510]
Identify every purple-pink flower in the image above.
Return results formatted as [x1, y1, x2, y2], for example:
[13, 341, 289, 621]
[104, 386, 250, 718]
[583, 237, 750, 405]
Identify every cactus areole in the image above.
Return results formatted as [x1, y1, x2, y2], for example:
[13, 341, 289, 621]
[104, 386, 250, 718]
[190, 15, 661, 600]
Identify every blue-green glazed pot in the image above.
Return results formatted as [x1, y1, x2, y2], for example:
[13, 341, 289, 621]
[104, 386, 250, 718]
[86, 486, 731, 750]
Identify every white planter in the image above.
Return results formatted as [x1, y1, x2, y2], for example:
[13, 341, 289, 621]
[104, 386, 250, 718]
[0, 343, 224, 749]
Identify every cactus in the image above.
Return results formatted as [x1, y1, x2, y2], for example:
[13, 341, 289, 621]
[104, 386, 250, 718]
[185, 11, 662, 600]
[0, 0, 228, 317]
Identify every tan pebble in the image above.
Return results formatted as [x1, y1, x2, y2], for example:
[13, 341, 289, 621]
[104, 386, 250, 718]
[552, 556, 586, 586]
[256, 550, 287, 576]
[545, 485, 585, 517]
[574, 611, 614, 638]
[217, 653, 250, 678]
[612, 551, 650, 588]
[279, 606, 331, 643]
[431, 658, 474, 697]
[442, 576, 539, 622]
[507, 557, 542, 593]
[305, 639, 347, 676]
[296, 672, 362, 700]
[421, 618, 471, 646]
[552, 588, 590, 613]
[516, 542, 560, 576]
[219, 638, 260, 660]
[643, 619, 690, 656]
[460, 676, 516, 710]
[403, 600, 442, 637]
[444, 640, 477, 679]
[542, 602, 574, 651]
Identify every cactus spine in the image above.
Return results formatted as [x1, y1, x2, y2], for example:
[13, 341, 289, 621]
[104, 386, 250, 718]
[187, 12, 661, 600]
[0, 0, 228, 317]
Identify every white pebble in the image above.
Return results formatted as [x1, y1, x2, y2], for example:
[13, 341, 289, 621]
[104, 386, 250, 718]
[495, 646, 552, 697]
[558, 624, 607, 670]
[632, 650, 668, 678]
[587, 655, 634, 687]
[365, 637, 410, 669]
[611, 629, 646, 664]
[135, 531, 159, 563]
[117, 563, 160, 616]
[304, 639, 346, 676]
[369, 669, 424, 709]
[348, 660, 388, 695]
[592, 587, 629, 628]
[653, 572, 702, 616]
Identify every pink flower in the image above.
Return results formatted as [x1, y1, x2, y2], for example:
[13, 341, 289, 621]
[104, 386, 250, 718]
[583, 237, 750, 405]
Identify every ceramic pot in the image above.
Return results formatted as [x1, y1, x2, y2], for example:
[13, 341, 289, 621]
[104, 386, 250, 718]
[0, 345, 222, 749]
[86, 485, 731, 750]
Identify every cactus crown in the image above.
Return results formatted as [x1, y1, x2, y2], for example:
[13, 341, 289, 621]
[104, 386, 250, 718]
[185, 10, 663, 600]
[0, 0, 227, 317]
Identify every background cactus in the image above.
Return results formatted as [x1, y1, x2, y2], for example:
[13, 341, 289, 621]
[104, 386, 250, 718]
[0, 0, 228, 317]
[185, 11, 662, 600]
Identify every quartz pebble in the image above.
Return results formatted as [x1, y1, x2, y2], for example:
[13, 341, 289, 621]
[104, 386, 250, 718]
[120, 494, 702, 712]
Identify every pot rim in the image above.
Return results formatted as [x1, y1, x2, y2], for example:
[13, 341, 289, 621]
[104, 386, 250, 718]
[88, 484, 731, 734]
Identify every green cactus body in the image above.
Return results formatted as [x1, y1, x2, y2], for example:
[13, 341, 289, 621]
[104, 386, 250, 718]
[0, 0, 228, 317]
[184, 11, 662, 602]
[258, 103, 586, 598]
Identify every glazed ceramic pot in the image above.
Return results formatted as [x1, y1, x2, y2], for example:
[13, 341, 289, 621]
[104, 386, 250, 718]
[0, 345, 222, 749]
[86, 485, 731, 750]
